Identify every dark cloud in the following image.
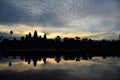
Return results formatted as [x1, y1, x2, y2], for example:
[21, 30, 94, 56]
[0, 0, 120, 39]
[0, 0, 119, 27]
[0, 0, 66, 27]
[0, 0, 29, 24]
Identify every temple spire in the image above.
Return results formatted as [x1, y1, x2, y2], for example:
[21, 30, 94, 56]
[33, 30, 38, 38]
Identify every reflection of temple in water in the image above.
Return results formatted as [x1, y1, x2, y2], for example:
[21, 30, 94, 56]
[0, 54, 119, 67]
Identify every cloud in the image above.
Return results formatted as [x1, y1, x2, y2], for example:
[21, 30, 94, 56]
[0, 0, 120, 26]
[0, 0, 120, 39]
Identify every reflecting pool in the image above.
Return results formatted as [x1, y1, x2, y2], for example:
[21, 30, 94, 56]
[0, 55, 120, 80]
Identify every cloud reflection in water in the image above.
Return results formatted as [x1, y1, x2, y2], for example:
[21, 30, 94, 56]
[0, 57, 120, 80]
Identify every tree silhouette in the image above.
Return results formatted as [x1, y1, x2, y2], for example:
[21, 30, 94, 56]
[10, 30, 13, 40]
[10, 30, 13, 35]
[55, 36, 61, 42]
[0, 36, 3, 40]
[75, 36, 80, 40]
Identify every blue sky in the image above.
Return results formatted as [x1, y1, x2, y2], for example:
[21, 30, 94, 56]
[0, 0, 120, 40]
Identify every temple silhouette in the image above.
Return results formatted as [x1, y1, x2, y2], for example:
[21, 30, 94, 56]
[0, 30, 120, 58]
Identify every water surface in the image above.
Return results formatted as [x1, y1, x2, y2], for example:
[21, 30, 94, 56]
[0, 55, 120, 80]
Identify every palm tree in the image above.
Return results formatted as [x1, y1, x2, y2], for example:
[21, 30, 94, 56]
[10, 30, 13, 35]
[10, 30, 13, 40]
[119, 34, 120, 40]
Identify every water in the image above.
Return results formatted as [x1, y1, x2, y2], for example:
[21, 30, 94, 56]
[0, 55, 120, 80]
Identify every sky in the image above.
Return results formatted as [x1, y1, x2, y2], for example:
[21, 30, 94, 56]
[0, 0, 120, 40]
